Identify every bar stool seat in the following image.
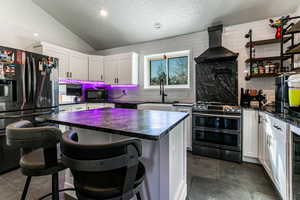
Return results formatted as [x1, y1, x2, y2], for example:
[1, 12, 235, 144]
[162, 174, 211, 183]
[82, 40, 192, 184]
[76, 162, 145, 199]
[61, 130, 146, 200]
[6, 120, 70, 200]
[20, 148, 65, 176]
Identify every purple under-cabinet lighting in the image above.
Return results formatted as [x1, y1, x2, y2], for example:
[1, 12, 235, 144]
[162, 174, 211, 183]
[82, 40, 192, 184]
[59, 79, 138, 88]
[59, 79, 106, 85]
[110, 85, 138, 88]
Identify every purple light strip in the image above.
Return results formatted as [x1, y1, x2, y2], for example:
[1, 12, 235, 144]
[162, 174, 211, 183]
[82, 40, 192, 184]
[59, 79, 106, 85]
[110, 85, 138, 88]
[59, 79, 138, 88]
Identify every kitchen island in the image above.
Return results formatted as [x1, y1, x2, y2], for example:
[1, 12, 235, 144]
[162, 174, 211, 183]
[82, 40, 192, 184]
[47, 108, 189, 200]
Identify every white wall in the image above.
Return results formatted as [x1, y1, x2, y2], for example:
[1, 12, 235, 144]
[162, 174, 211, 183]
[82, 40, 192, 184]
[0, 0, 94, 53]
[96, 17, 285, 103]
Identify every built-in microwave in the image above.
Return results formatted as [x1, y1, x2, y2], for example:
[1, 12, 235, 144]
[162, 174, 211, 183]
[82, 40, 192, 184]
[85, 87, 108, 102]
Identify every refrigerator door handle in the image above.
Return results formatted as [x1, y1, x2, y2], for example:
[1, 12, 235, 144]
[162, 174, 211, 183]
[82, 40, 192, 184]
[21, 63, 26, 109]
[32, 57, 37, 102]
[27, 57, 32, 102]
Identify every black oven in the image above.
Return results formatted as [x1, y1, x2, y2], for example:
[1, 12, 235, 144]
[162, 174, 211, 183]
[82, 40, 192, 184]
[85, 87, 108, 102]
[192, 112, 241, 162]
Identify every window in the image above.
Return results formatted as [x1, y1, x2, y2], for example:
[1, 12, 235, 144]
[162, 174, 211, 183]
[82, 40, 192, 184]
[144, 50, 190, 89]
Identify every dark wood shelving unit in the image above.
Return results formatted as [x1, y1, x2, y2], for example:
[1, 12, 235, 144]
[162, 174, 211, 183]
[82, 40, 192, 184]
[244, 16, 300, 81]
[245, 37, 292, 48]
[245, 56, 291, 63]
[285, 20, 300, 35]
[285, 43, 300, 55]
[249, 73, 280, 78]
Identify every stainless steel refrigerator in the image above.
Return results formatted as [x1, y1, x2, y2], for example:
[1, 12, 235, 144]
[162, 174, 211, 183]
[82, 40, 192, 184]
[0, 45, 59, 173]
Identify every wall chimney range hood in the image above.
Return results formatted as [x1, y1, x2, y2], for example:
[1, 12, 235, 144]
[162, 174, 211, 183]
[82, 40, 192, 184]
[194, 25, 239, 63]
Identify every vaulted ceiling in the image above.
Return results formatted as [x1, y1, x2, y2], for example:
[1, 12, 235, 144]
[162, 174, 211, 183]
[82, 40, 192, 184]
[33, 0, 299, 50]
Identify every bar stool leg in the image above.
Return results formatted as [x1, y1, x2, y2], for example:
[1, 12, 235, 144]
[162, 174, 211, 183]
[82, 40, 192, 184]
[21, 176, 32, 200]
[52, 173, 59, 200]
[136, 192, 142, 200]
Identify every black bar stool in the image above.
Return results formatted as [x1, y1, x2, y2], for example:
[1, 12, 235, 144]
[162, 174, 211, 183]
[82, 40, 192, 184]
[6, 120, 69, 200]
[60, 130, 146, 200]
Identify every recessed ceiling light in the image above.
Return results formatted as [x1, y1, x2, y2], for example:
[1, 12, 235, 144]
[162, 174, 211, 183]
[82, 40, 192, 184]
[33, 33, 39, 37]
[100, 9, 108, 17]
[153, 22, 161, 30]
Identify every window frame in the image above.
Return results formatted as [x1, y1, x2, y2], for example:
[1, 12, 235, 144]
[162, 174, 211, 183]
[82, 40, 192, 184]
[144, 50, 190, 89]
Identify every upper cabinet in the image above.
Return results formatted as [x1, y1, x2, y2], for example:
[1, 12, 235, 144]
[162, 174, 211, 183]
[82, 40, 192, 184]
[30, 42, 139, 85]
[104, 52, 139, 85]
[41, 43, 70, 79]
[69, 52, 88, 80]
[104, 55, 118, 84]
[89, 56, 104, 81]
[38, 42, 88, 80]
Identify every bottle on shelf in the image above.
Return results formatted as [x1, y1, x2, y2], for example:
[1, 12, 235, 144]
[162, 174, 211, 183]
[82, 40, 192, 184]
[258, 62, 265, 74]
[265, 62, 270, 74]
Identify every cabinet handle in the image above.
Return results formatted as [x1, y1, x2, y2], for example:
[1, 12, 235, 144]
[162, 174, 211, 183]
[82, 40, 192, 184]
[66, 72, 69, 78]
[70, 72, 72, 78]
[101, 75, 103, 81]
[116, 78, 119, 84]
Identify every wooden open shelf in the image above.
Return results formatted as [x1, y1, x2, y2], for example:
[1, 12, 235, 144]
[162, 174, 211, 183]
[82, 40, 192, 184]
[245, 56, 291, 63]
[245, 37, 292, 48]
[249, 73, 280, 78]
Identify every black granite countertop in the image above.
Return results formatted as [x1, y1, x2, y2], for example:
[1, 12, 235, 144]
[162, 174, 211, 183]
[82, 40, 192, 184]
[46, 108, 189, 140]
[243, 106, 300, 128]
[59, 100, 194, 107]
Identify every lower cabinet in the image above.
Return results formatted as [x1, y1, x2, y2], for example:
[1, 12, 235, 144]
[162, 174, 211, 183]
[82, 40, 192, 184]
[258, 113, 289, 200]
[175, 106, 192, 151]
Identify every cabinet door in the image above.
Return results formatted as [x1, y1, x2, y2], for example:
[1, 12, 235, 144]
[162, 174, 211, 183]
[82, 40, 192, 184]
[242, 109, 259, 159]
[271, 118, 288, 199]
[258, 113, 266, 164]
[176, 107, 192, 150]
[89, 56, 104, 81]
[43, 47, 69, 79]
[117, 54, 132, 85]
[104, 56, 118, 85]
[69, 53, 89, 80]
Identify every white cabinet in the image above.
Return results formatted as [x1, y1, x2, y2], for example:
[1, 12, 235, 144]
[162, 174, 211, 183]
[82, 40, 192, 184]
[104, 55, 118, 84]
[175, 106, 192, 151]
[42, 44, 70, 79]
[259, 113, 289, 200]
[88, 56, 104, 81]
[242, 109, 259, 162]
[38, 42, 89, 80]
[69, 52, 89, 81]
[104, 53, 138, 85]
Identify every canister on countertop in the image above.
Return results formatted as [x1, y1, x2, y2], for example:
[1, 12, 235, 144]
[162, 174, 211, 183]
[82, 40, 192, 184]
[288, 74, 300, 108]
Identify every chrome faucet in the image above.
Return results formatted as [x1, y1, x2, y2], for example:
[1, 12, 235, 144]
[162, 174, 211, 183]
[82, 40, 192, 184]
[159, 73, 167, 103]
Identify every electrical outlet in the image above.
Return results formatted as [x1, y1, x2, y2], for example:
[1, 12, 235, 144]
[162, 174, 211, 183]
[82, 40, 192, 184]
[122, 90, 127, 95]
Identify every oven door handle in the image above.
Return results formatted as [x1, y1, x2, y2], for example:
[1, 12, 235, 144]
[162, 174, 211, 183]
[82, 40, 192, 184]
[193, 113, 241, 118]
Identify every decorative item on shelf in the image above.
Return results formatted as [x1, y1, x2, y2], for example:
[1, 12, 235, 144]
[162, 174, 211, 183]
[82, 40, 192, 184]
[240, 88, 267, 108]
[269, 15, 290, 39]
[258, 62, 265, 74]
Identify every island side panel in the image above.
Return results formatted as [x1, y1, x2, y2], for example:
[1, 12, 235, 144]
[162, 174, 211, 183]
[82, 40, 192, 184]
[63, 121, 187, 200]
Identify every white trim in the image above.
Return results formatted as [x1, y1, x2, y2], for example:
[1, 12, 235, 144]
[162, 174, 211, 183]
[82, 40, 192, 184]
[144, 50, 190, 89]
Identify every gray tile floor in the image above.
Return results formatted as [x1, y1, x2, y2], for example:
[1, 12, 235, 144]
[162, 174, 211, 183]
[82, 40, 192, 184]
[0, 152, 280, 200]
[187, 152, 280, 200]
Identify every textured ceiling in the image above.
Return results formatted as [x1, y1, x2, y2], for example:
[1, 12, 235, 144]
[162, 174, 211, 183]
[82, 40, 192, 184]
[33, 0, 299, 50]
